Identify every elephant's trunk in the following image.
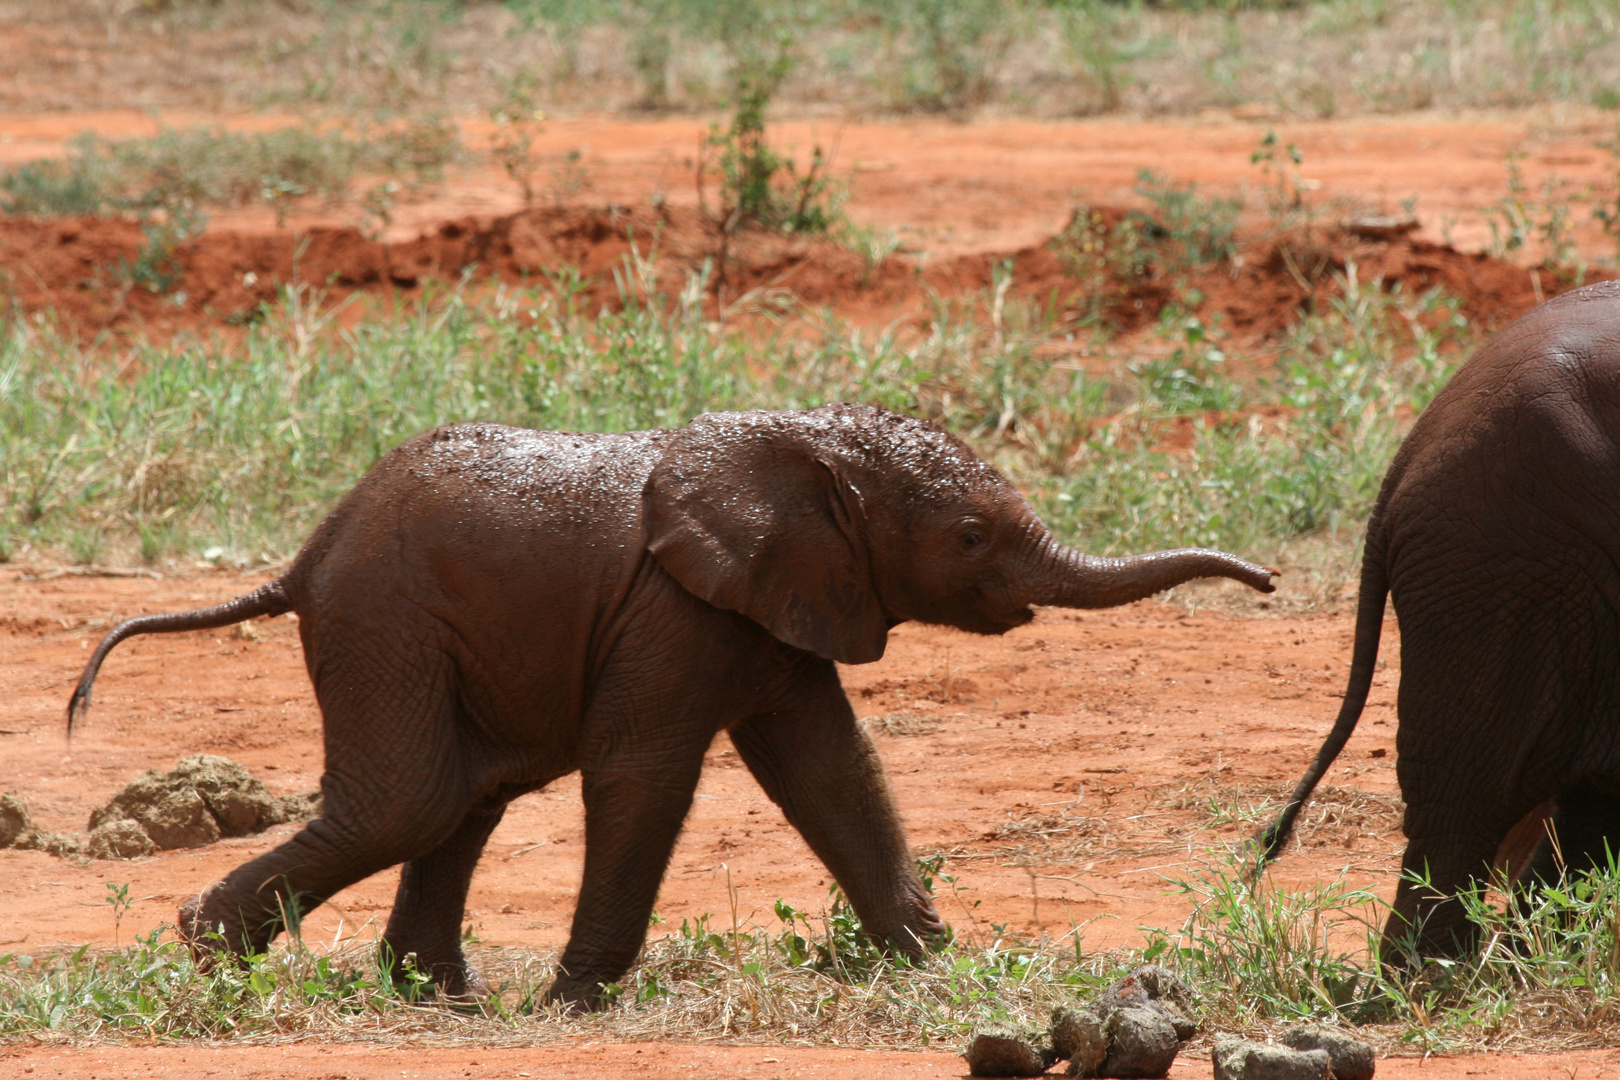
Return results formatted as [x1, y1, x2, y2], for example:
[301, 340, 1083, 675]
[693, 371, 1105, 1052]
[1024, 534, 1276, 609]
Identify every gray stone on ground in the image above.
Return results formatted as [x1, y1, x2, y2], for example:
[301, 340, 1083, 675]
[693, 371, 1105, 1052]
[965, 1021, 1058, 1077]
[88, 819, 155, 860]
[1281, 1025, 1375, 1080]
[1091, 965, 1198, 1041]
[1051, 1004, 1106, 1077]
[1213, 1038, 1331, 1080]
[0, 793, 34, 848]
[1096, 1004, 1181, 1079]
[1054, 966, 1198, 1078]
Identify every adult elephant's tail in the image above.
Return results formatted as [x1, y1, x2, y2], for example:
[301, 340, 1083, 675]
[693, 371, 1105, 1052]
[67, 579, 294, 734]
[1251, 539, 1391, 871]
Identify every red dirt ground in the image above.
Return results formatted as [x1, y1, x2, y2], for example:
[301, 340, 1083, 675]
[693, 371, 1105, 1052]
[8, 110, 1620, 1076]
[2, 569, 1614, 1076]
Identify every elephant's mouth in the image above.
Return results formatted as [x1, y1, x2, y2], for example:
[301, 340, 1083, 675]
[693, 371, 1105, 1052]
[961, 589, 1035, 634]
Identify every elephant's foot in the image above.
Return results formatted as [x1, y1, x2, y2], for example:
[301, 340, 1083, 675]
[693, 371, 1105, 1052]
[176, 883, 268, 967]
[379, 938, 485, 1004]
[541, 976, 616, 1013]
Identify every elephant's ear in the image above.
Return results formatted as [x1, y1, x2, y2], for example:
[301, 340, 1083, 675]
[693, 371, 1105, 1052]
[644, 418, 890, 664]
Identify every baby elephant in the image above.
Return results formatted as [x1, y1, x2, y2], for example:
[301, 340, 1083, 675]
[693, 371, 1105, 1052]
[1259, 280, 1620, 965]
[72, 403, 1275, 1006]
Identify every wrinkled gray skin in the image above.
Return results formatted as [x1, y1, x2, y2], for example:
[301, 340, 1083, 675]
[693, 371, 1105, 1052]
[71, 403, 1275, 1007]
[1259, 280, 1620, 965]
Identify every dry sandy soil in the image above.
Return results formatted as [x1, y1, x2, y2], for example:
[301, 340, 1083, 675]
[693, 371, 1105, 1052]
[5, 108, 1620, 1076]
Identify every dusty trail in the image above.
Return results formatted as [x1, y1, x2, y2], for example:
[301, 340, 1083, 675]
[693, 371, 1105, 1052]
[4, 109, 1617, 259]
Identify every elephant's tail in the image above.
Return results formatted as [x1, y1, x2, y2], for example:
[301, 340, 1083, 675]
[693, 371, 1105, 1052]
[1251, 541, 1390, 872]
[67, 579, 294, 734]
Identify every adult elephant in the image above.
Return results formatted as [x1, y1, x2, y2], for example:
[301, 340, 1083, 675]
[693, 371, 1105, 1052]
[72, 403, 1275, 1006]
[1258, 280, 1620, 964]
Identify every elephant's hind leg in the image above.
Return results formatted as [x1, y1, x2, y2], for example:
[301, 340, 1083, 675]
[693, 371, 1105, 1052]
[1384, 786, 1536, 968]
[181, 645, 476, 974]
[381, 801, 508, 996]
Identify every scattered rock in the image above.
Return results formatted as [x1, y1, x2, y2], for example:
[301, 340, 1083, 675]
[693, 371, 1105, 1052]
[1090, 964, 1199, 1041]
[1053, 966, 1197, 1078]
[86, 755, 320, 859]
[965, 1021, 1058, 1077]
[88, 819, 155, 860]
[1051, 1005, 1107, 1077]
[1214, 1038, 1331, 1080]
[1098, 1004, 1181, 1079]
[0, 793, 34, 848]
[1281, 1025, 1375, 1080]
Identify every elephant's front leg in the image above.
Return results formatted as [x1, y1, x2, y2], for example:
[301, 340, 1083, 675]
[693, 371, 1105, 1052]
[545, 752, 706, 1008]
[730, 658, 946, 957]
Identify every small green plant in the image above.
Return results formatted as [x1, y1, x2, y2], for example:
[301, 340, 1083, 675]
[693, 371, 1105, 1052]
[838, 220, 905, 283]
[1482, 149, 1582, 269]
[260, 175, 306, 229]
[104, 882, 133, 944]
[1131, 317, 1241, 415]
[1594, 128, 1620, 268]
[549, 148, 592, 208]
[1250, 129, 1307, 226]
[701, 50, 842, 236]
[120, 199, 208, 295]
[489, 82, 544, 206]
[358, 180, 399, 241]
[1132, 169, 1243, 270]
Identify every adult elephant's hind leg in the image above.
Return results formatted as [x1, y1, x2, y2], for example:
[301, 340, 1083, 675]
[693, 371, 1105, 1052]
[180, 646, 474, 975]
[382, 801, 508, 996]
[1383, 800, 1521, 969]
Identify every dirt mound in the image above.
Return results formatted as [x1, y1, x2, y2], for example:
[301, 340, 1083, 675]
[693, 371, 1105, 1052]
[1, 792, 86, 857]
[86, 754, 319, 860]
[0, 203, 1608, 346]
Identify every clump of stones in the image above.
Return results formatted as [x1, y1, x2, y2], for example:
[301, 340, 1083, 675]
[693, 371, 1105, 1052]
[1, 755, 320, 860]
[963, 965, 1374, 1079]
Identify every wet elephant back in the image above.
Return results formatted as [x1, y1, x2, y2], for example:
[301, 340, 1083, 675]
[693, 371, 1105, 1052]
[292, 424, 675, 751]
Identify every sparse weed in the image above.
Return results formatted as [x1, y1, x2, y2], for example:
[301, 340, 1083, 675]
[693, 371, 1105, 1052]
[15, 853, 1620, 1048]
[838, 220, 905, 283]
[1156, 854, 1383, 1024]
[0, 123, 461, 220]
[1133, 169, 1243, 271]
[1130, 317, 1242, 415]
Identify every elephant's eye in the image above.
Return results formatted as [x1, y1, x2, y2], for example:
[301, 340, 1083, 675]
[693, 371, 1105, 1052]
[962, 529, 984, 549]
